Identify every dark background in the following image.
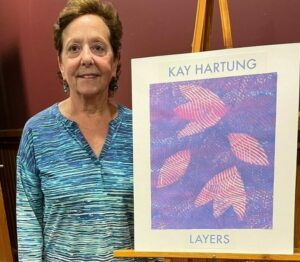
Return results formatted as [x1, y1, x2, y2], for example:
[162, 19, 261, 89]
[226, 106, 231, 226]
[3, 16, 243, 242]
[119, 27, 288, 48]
[1, 0, 300, 129]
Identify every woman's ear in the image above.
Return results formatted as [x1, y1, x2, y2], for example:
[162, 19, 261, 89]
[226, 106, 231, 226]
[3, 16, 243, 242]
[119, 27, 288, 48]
[57, 56, 65, 78]
[112, 55, 119, 77]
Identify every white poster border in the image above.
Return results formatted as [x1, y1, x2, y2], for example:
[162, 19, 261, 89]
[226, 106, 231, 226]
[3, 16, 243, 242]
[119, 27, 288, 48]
[132, 43, 300, 254]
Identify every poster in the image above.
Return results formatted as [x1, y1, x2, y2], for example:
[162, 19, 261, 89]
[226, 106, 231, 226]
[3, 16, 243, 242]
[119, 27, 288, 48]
[132, 44, 300, 254]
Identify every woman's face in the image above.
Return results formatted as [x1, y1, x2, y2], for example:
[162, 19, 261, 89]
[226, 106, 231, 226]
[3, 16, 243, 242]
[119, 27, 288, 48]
[58, 14, 117, 97]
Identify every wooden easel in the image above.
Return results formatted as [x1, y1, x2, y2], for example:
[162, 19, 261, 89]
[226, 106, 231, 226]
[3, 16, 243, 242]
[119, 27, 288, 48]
[192, 0, 233, 52]
[114, 2, 234, 261]
[0, 183, 13, 262]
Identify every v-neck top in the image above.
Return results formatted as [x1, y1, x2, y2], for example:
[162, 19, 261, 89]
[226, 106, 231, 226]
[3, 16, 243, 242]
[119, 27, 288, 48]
[16, 103, 136, 262]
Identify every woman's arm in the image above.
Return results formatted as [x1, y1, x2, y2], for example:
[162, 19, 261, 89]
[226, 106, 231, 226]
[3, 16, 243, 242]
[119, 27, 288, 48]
[16, 128, 44, 262]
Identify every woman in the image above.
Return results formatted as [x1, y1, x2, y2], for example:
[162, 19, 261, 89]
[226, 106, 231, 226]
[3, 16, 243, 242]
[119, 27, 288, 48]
[16, 0, 137, 261]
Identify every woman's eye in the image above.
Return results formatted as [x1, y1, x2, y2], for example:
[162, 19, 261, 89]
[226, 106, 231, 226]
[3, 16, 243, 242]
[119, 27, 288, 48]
[67, 44, 81, 54]
[91, 43, 106, 56]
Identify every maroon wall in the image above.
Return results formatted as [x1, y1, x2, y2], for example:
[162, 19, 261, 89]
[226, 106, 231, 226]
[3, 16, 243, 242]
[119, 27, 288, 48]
[1, 0, 300, 129]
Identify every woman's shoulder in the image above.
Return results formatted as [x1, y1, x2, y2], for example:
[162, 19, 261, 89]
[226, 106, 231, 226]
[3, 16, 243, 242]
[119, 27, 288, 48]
[23, 103, 59, 132]
[118, 104, 131, 112]
[118, 104, 132, 117]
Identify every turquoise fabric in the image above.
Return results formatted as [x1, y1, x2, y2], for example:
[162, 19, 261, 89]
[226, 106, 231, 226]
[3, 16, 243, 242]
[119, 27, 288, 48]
[16, 103, 137, 262]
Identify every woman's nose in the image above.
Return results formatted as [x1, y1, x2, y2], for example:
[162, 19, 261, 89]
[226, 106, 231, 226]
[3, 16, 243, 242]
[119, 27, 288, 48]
[81, 46, 94, 66]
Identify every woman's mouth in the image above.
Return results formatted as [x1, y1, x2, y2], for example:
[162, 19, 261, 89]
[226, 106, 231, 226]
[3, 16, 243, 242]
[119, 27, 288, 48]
[78, 73, 100, 79]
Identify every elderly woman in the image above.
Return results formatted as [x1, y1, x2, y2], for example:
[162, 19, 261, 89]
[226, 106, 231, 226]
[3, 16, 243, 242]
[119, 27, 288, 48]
[16, 0, 136, 261]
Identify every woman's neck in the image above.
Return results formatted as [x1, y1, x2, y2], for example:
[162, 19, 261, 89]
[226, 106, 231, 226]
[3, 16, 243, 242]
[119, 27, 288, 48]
[58, 94, 117, 122]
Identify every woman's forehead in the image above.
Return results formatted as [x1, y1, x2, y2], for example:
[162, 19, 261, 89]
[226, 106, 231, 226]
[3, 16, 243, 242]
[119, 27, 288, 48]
[62, 14, 110, 42]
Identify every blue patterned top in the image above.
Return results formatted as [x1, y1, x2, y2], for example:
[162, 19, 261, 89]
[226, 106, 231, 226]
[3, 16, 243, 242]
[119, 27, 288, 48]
[16, 103, 138, 262]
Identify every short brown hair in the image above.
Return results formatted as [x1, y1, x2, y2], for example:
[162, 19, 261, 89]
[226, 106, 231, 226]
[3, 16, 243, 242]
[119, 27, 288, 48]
[53, 0, 123, 92]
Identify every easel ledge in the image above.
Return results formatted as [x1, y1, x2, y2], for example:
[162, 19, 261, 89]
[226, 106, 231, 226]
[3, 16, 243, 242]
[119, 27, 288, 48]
[114, 249, 300, 261]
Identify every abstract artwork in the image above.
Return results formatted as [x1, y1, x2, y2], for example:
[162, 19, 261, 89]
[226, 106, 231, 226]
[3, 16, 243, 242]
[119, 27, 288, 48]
[132, 44, 300, 254]
[150, 73, 276, 229]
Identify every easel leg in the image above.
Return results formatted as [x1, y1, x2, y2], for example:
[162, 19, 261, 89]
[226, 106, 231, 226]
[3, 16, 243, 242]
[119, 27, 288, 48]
[218, 0, 233, 48]
[192, 0, 207, 52]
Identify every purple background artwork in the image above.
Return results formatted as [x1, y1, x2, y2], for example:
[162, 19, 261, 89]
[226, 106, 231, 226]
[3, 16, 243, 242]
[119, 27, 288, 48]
[150, 73, 277, 229]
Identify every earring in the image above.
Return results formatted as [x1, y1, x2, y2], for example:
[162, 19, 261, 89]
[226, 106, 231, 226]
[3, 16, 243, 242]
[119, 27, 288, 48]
[63, 80, 69, 93]
[109, 77, 118, 92]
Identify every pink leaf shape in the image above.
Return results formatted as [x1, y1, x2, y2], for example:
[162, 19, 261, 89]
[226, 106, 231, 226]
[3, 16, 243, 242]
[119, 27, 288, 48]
[228, 133, 269, 166]
[157, 149, 191, 188]
[194, 166, 246, 220]
[176, 115, 221, 138]
[174, 85, 227, 138]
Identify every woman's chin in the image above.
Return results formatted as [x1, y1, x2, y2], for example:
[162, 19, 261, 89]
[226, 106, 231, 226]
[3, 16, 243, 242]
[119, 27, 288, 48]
[74, 86, 107, 97]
